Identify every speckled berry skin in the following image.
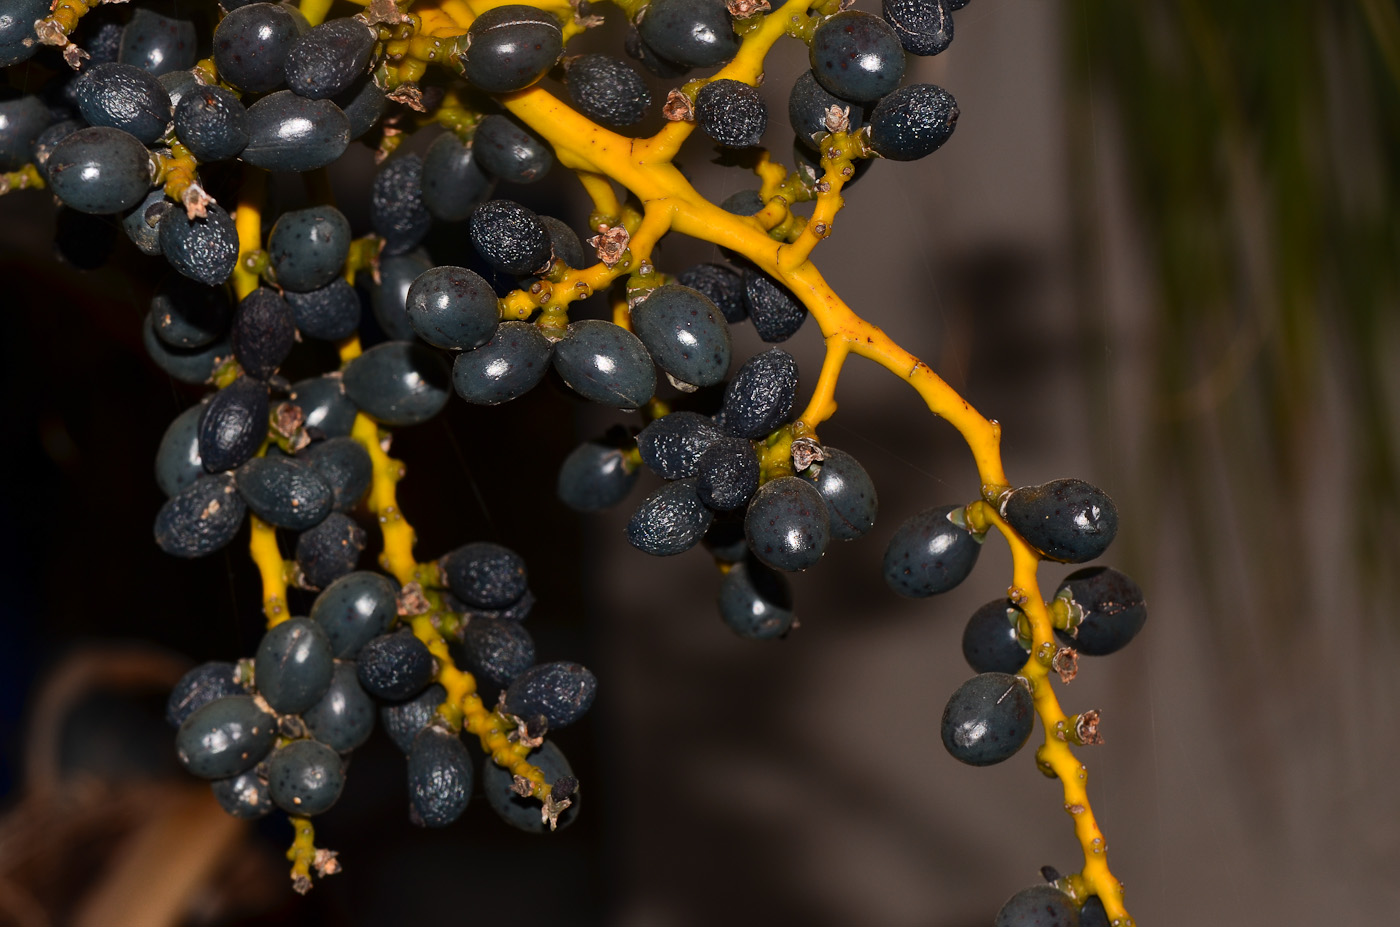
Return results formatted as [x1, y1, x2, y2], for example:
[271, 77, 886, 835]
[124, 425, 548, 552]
[941, 673, 1034, 767]
[231, 288, 296, 379]
[993, 884, 1082, 927]
[553, 319, 657, 409]
[310, 571, 399, 659]
[483, 740, 578, 832]
[268, 739, 345, 816]
[176, 695, 276, 779]
[541, 216, 586, 268]
[459, 5, 563, 94]
[154, 474, 247, 558]
[213, 3, 300, 94]
[882, 0, 954, 57]
[284, 18, 376, 100]
[696, 437, 760, 511]
[462, 616, 536, 688]
[286, 279, 361, 341]
[452, 321, 555, 405]
[236, 456, 334, 530]
[1054, 567, 1147, 656]
[1001, 478, 1119, 563]
[637, 411, 724, 480]
[788, 70, 867, 151]
[868, 83, 959, 161]
[254, 617, 335, 714]
[882, 504, 981, 597]
[371, 155, 432, 255]
[381, 683, 446, 753]
[627, 478, 714, 556]
[631, 285, 733, 387]
[809, 11, 907, 103]
[357, 629, 435, 701]
[74, 62, 172, 144]
[718, 561, 795, 640]
[440, 541, 528, 609]
[166, 661, 243, 728]
[299, 437, 371, 512]
[798, 447, 878, 540]
[160, 202, 239, 285]
[505, 662, 597, 730]
[744, 476, 831, 571]
[469, 199, 552, 275]
[303, 661, 376, 752]
[557, 439, 640, 512]
[638, 0, 739, 68]
[211, 770, 273, 819]
[343, 341, 452, 427]
[405, 265, 500, 350]
[473, 114, 555, 185]
[743, 268, 807, 342]
[295, 511, 366, 589]
[677, 263, 746, 323]
[241, 92, 350, 172]
[962, 600, 1029, 674]
[407, 726, 474, 827]
[696, 79, 767, 148]
[268, 206, 352, 292]
[565, 54, 651, 128]
[199, 377, 269, 473]
[720, 348, 799, 439]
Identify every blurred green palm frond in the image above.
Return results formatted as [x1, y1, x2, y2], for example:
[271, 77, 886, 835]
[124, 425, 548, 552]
[1068, 0, 1400, 626]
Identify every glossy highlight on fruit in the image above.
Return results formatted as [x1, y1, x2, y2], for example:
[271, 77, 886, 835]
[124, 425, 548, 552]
[1001, 478, 1119, 563]
[941, 673, 1034, 766]
[631, 285, 733, 387]
[882, 504, 981, 597]
[242, 92, 350, 172]
[745, 476, 831, 571]
[254, 616, 335, 714]
[459, 5, 563, 94]
[452, 321, 555, 405]
[504, 661, 597, 730]
[553, 319, 657, 409]
[343, 341, 452, 427]
[176, 695, 276, 779]
[46, 127, 152, 216]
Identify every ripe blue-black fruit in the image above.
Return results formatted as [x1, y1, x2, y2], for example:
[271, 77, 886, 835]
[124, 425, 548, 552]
[268, 206, 352, 292]
[152, 275, 231, 349]
[0, 95, 48, 171]
[743, 268, 807, 342]
[211, 770, 273, 819]
[1078, 896, 1109, 927]
[342, 341, 452, 427]
[963, 600, 1029, 674]
[788, 70, 866, 151]
[482, 740, 578, 832]
[285, 17, 376, 100]
[883, 504, 982, 597]
[335, 77, 386, 140]
[199, 377, 269, 473]
[242, 92, 350, 172]
[941, 673, 1035, 766]
[868, 83, 959, 161]
[557, 437, 640, 512]
[453, 320, 554, 405]
[504, 662, 597, 730]
[381, 683, 446, 753]
[473, 114, 554, 185]
[295, 511, 367, 589]
[994, 884, 1081, 927]
[718, 560, 795, 640]
[553, 319, 657, 409]
[236, 456, 333, 530]
[637, 411, 724, 480]
[720, 348, 799, 439]
[286, 278, 361, 341]
[357, 629, 435, 701]
[154, 474, 247, 557]
[299, 437, 371, 512]
[303, 661, 376, 752]
[638, 0, 739, 68]
[406, 264, 499, 350]
[624, 24, 690, 78]
[745, 477, 831, 571]
[371, 250, 434, 341]
[1001, 478, 1119, 563]
[541, 215, 586, 269]
[161, 202, 240, 286]
[1054, 567, 1147, 656]
[469, 199, 551, 275]
[231, 287, 296, 379]
[119, 9, 197, 76]
[268, 739, 345, 816]
[422, 132, 490, 223]
[290, 375, 358, 438]
[371, 154, 432, 255]
[46, 127, 152, 216]
[809, 11, 907, 103]
[459, 5, 563, 93]
[124, 189, 172, 256]
[627, 478, 714, 556]
[461, 616, 536, 688]
[565, 53, 651, 128]
[882, 0, 953, 56]
[311, 571, 398, 658]
[677, 263, 745, 323]
[407, 726, 473, 827]
[631, 285, 733, 387]
[213, 3, 300, 93]
[798, 447, 877, 540]
[703, 512, 749, 562]
[173, 86, 250, 162]
[254, 616, 335, 714]
[166, 661, 243, 728]
[155, 403, 207, 497]
[696, 436, 760, 511]
[158, 69, 200, 110]
[462, 588, 535, 623]
[32, 120, 82, 181]
[695, 79, 766, 148]
[0, 0, 48, 68]
[73, 62, 172, 144]
[440, 542, 528, 609]
[176, 695, 276, 779]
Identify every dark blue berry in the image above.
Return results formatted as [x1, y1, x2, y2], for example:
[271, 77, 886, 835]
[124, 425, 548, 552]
[371, 155, 432, 255]
[73, 62, 171, 144]
[942, 673, 1035, 766]
[241, 91, 350, 172]
[637, 411, 724, 480]
[268, 739, 345, 816]
[154, 474, 247, 557]
[406, 264, 500, 350]
[557, 437, 640, 512]
[152, 275, 231, 349]
[452, 320, 554, 405]
[303, 661, 376, 752]
[809, 11, 906, 103]
[696, 79, 766, 148]
[788, 69, 866, 151]
[797, 447, 877, 540]
[459, 5, 563, 94]
[882, 0, 954, 57]
[553, 319, 657, 409]
[371, 250, 434, 341]
[357, 629, 435, 701]
[994, 885, 1080, 927]
[677, 263, 745, 323]
[868, 83, 959, 161]
[962, 600, 1029, 674]
[299, 437, 371, 512]
[236, 456, 333, 530]
[745, 476, 830, 571]
[504, 661, 597, 730]
[176, 696, 276, 778]
[381, 683, 446, 754]
[407, 726, 473, 826]
[0, 95, 48, 171]
[286, 278, 361, 341]
[46, 127, 152, 216]
[482, 741, 578, 832]
[461, 616, 536, 688]
[290, 375, 358, 438]
[295, 511, 367, 589]
[285, 17, 376, 100]
[310, 571, 399, 658]
[231, 287, 296, 379]
[718, 560, 795, 640]
[638, 0, 738, 68]
[155, 402, 207, 497]
[254, 617, 335, 714]
[166, 661, 242, 728]
[213, 3, 299, 94]
[882, 504, 982, 597]
[441, 542, 528, 609]
[268, 206, 352, 292]
[1001, 479, 1119, 563]
[174, 85, 250, 162]
[342, 341, 452, 427]
[199, 377, 269, 473]
[473, 114, 554, 185]
[422, 132, 490, 223]
[1054, 567, 1146, 656]
[211, 770, 273, 819]
[627, 478, 714, 556]
[631, 284, 732, 388]
[469, 199, 551, 275]
[696, 436, 759, 510]
[565, 53, 650, 128]
[119, 9, 197, 77]
[160, 202, 239, 286]
[743, 268, 807, 342]
[720, 348, 799, 439]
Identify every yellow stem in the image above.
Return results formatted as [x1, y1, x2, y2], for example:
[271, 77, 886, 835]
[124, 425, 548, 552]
[232, 169, 266, 301]
[249, 515, 290, 627]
